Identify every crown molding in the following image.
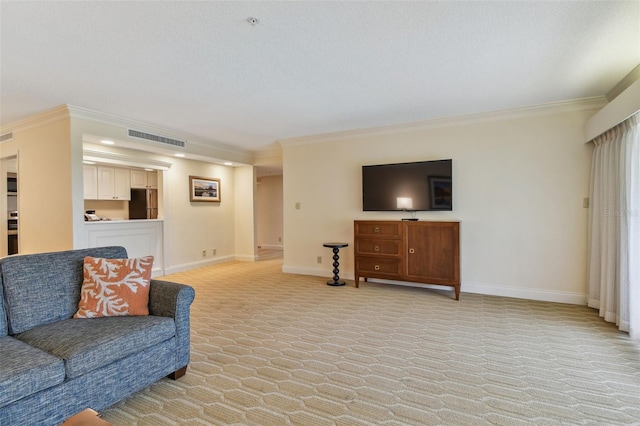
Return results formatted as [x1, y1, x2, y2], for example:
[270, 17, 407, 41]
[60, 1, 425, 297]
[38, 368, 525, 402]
[279, 97, 607, 147]
[0, 105, 70, 134]
[253, 146, 282, 160]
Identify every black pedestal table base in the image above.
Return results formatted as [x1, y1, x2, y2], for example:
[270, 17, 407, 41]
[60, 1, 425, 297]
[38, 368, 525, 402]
[322, 242, 349, 286]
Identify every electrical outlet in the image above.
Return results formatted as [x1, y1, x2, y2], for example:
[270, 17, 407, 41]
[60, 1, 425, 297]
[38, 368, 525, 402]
[212, 248, 216, 255]
[202, 250, 207, 257]
[295, 202, 301, 210]
[317, 256, 322, 264]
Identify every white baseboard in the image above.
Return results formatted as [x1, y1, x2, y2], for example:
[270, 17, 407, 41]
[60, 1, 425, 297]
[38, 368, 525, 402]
[163, 255, 235, 275]
[462, 281, 587, 305]
[260, 244, 283, 250]
[162, 254, 261, 275]
[281, 266, 587, 305]
[151, 268, 165, 279]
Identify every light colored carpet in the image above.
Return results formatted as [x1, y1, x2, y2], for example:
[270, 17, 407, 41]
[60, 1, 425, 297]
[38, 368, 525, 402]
[100, 259, 640, 425]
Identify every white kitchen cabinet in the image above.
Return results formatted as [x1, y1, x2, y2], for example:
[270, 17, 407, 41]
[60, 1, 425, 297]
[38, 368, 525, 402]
[114, 168, 131, 199]
[147, 171, 158, 188]
[130, 170, 146, 188]
[97, 166, 131, 200]
[83, 165, 98, 199]
[131, 170, 157, 189]
[96, 167, 114, 199]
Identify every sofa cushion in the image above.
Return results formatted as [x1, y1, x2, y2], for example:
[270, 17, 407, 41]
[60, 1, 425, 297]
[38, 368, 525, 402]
[16, 316, 175, 379]
[0, 246, 128, 335]
[74, 256, 154, 318]
[0, 336, 65, 408]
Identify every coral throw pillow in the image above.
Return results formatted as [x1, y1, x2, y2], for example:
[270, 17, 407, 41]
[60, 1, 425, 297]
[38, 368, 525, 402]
[74, 256, 154, 318]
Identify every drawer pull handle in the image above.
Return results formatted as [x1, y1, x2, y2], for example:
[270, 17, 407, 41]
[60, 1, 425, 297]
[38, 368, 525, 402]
[374, 227, 379, 233]
[409, 248, 415, 254]
[374, 246, 379, 252]
[374, 265, 380, 271]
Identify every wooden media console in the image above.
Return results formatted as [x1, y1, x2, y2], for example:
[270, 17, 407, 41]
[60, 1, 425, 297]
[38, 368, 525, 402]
[354, 220, 460, 299]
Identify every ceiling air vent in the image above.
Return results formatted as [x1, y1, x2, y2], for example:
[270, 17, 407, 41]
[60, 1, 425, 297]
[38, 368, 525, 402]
[0, 132, 14, 143]
[128, 129, 186, 149]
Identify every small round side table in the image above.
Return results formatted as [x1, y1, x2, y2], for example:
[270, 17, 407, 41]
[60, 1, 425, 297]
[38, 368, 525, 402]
[323, 242, 349, 286]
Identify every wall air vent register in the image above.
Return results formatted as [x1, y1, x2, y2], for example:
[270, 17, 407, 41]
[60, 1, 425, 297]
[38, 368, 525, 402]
[0, 132, 14, 143]
[128, 129, 186, 149]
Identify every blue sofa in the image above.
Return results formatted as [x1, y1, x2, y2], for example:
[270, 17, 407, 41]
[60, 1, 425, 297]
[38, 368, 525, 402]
[0, 246, 195, 425]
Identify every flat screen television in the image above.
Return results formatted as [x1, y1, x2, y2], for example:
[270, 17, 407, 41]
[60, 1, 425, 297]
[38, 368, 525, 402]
[362, 159, 452, 211]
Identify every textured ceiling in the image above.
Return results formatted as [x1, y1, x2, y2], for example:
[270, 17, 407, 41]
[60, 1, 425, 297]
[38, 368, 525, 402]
[1, 1, 638, 152]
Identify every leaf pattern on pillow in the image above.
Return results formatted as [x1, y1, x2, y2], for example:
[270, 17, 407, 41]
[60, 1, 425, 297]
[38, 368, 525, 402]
[74, 256, 154, 318]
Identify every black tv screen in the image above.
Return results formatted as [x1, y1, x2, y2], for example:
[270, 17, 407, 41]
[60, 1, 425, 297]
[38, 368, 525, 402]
[362, 159, 452, 211]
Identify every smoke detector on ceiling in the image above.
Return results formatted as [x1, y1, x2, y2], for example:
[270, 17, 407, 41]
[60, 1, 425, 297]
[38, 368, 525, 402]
[247, 17, 259, 26]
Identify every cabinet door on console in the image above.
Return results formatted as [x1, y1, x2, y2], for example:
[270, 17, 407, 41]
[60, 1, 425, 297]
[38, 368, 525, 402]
[404, 222, 459, 285]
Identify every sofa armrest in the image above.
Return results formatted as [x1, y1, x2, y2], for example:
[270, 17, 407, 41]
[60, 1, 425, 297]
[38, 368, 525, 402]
[148, 280, 195, 370]
[149, 280, 195, 318]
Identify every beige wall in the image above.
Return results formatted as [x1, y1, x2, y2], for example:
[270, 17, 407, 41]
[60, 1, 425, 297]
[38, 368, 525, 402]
[0, 114, 75, 254]
[233, 166, 257, 261]
[162, 158, 238, 270]
[256, 175, 283, 248]
[281, 105, 597, 304]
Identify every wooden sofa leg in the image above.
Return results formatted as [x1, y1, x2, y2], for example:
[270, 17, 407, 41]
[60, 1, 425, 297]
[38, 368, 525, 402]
[168, 366, 187, 380]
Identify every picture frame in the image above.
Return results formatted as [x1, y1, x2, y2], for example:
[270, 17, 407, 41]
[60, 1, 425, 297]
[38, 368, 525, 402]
[429, 176, 452, 210]
[189, 176, 221, 202]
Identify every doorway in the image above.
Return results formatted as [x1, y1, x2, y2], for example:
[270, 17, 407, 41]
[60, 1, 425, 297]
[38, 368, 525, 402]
[256, 173, 283, 261]
[1, 157, 18, 256]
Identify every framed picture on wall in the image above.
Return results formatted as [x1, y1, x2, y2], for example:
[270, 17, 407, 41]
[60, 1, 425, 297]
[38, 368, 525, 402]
[189, 176, 221, 202]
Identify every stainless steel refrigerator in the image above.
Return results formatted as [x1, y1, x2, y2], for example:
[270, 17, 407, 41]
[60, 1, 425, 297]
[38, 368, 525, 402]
[129, 188, 158, 219]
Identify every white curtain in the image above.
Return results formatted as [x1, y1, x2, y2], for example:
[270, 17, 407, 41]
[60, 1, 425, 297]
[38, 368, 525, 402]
[587, 113, 639, 340]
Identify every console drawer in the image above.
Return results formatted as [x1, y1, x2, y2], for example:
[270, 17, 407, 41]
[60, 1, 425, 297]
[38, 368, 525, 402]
[355, 239, 402, 257]
[354, 221, 402, 239]
[355, 257, 402, 279]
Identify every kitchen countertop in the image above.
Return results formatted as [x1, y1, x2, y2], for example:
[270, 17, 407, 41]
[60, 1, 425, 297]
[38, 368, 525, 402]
[84, 219, 163, 224]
